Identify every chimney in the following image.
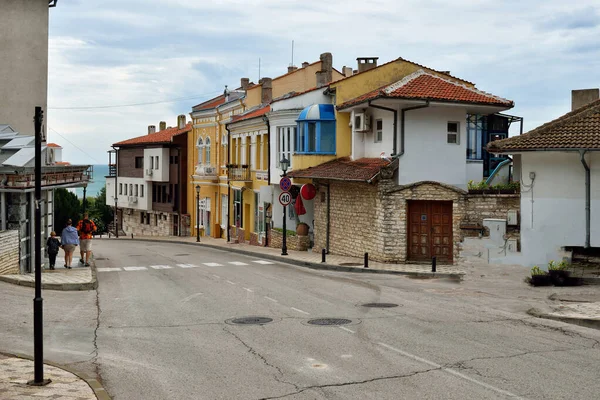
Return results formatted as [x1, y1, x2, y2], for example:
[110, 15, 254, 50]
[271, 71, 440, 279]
[260, 77, 273, 104]
[240, 77, 250, 90]
[177, 115, 186, 129]
[315, 52, 333, 88]
[159, 121, 166, 131]
[224, 85, 229, 102]
[356, 57, 379, 73]
[288, 65, 298, 73]
[302, 61, 309, 68]
[148, 125, 156, 135]
[572, 89, 600, 111]
[342, 66, 353, 77]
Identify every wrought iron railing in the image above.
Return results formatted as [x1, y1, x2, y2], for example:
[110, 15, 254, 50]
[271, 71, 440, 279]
[227, 165, 251, 181]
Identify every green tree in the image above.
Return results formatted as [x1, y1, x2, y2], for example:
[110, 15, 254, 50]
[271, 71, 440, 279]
[54, 188, 81, 235]
[90, 186, 113, 233]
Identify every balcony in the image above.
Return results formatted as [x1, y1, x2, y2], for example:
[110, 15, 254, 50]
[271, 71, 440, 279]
[227, 165, 251, 182]
[194, 164, 218, 180]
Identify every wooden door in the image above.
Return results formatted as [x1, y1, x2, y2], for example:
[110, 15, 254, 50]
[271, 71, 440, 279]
[408, 201, 453, 263]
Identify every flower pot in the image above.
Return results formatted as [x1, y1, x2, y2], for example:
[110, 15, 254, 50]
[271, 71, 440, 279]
[549, 270, 571, 286]
[529, 274, 552, 286]
[296, 223, 309, 236]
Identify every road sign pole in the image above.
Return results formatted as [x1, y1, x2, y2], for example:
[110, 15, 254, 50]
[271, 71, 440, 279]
[282, 203, 287, 256]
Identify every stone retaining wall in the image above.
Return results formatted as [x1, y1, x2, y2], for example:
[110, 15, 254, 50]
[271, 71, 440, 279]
[269, 229, 310, 251]
[123, 210, 173, 236]
[0, 230, 20, 275]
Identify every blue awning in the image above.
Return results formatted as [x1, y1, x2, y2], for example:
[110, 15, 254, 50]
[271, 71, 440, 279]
[297, 104, 335, 122]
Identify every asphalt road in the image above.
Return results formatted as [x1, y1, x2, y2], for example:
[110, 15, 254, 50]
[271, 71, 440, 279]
[2, 239, 600, 399]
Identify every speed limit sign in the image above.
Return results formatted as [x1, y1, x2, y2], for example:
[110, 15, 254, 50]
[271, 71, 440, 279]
[279, 192, 292, 206]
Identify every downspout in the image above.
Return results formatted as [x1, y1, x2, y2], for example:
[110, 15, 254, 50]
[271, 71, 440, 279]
[579, 150, 591, 248]
[327, 183, 330, 254]
[263, 115, 271, 185]
[112, 146, 119, 238]
[176, 146, 181, 236]
[226, 124, 231, 243]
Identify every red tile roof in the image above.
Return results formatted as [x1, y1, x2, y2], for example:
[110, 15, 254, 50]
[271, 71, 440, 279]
[338, 71, 513, 110]
[488, 99, 600, 152]
[230, 105, 270, 123]
[113, 123, 192, 146]
[192, 95, 226, 111]
[288, 157, 397, 182]
[272, 86, 322, 103]
[46, 142, 61, 148]
[55, 161, 71, 166]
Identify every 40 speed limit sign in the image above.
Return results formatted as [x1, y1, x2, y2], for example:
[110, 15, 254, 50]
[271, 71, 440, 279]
[279, 191, 292, 206]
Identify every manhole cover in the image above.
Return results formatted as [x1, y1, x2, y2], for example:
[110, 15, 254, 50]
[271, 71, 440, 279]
[339, 263, 363, 267]
[361, 303, 399, 308]
[229, 317, 273, 325]
[174, 253, 190, 256]
[307, 318, 352, 326]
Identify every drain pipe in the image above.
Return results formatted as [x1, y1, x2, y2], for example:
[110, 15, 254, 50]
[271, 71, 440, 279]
[226, 124, 232, 243]
[262, 115, 271, 185]
[580, 150, 591, 248]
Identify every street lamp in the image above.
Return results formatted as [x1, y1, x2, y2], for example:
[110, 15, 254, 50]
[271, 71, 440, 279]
[280, 157, 289, 256]
[195, 185, 201, 242]
[82, 183, 87, 215]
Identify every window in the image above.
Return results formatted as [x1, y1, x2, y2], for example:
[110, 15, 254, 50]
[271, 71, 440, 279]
[254, 192, 260, 233]
[256, 136, 261, 170]
[277, 126, 296, 167]
[129, 184, 133, 195]
[150, 156, 154, 170]
[221, 194, 228, 228]
[135, 157, 143, 168]
[233, 189, 242, 227]
[146, 212, 150, 225]
[155, 156, 159, 169]
[119, 183, 122, 195]
[135, 185, 138, 196]
[140, 185, 144, 198]
[154, 214, 158, 226]
[152, 185, 157, 202]
[466, 114, 486, 160]
[447, 122, 459, 144]
[140, 212, 144, 224]
[124, 184, 128, 195]
[375, 119, 383, 143]
[205, 138, 211, 166]
[197, 137, 204, 164]
[296, 121, 336, 154]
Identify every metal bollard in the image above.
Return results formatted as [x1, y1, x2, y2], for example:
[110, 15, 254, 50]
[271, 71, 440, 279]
[364, 252, 369, 268]
[131, 233, 133, 239]
[432, 256, 437, 273]
[321, 248, 326, 263]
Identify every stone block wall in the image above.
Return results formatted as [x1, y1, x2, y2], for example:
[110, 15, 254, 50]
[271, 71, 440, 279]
[269, 229, 310, 251]
[0, 230, 20, 275]
[123, 209, 173, 236]
[464, 194, 520, 227]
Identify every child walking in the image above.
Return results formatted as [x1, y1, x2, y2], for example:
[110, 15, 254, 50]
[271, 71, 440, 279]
[46, 231, 60, 270]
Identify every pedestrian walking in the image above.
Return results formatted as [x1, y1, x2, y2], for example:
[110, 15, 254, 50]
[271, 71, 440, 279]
[60, 219, 79, 269]
[46, 231, 60, 270]
[76, 213, 97, 267]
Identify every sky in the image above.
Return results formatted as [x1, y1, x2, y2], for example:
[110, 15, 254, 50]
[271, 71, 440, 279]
[47, 0, 600, 165]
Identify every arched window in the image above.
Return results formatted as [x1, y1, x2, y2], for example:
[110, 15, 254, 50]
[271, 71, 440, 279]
[197, 137, 203, 164]
[205, 138, 211, 165]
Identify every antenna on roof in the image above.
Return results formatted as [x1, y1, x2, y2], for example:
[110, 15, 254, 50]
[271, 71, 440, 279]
[258, 58, 261, 81]
[291, 40, 294, 67]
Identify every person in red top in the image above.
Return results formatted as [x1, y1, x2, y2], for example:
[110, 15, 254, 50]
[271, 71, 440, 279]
[76, 213, 97, 267]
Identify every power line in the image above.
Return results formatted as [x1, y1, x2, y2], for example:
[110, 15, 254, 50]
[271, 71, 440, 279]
[48, 127, 103, 164]
[48, 90, 223, 110]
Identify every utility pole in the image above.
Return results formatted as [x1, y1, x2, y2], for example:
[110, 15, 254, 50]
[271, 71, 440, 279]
[28, 107, 51, 386]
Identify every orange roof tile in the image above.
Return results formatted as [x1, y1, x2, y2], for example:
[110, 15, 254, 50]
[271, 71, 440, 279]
[488, 99, 600, 152]
[338, 71, 513, 109]
[46, 142, 61, 148]
[230, 105, 270, 123]
[288, 157, 397, 182]
[55, 161, 71, 165]
[113, 123, 192, 146]
[192, 95, 226, 111]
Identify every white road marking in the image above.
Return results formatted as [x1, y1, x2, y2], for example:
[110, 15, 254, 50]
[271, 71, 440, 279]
[253, 260, 274, 265]
[97, 268, 122, 272]
[228, 261, 248, 266]
[212, 274, 220, 279]
[378, 343, 526, 399]
[123, 266, 147, 271]
[291, 307, 310, 315]
[243, 287, 254, 293]
[339, 326, 355, 334]
[264, 296, 278, 303]
[150, 265, 172, 269]
[203, 263, 223, 267]
[226, 280, 236, 285]
[181, 293, 203, 303]
[177, 263, 200, 268]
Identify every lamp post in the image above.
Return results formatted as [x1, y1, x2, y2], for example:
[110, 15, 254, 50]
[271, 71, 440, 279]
[280, 157, 289, 256]
[82, 183, 87, 215]
[196, 185, 201, 242]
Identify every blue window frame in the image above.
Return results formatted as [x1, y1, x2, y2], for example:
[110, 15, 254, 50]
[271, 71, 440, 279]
[295, 104, 336, 155]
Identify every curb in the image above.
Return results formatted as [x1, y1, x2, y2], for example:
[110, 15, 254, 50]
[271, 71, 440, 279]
[123, 238, 465, 280]
[527, 308, 600, 331]
[0, 262, 98, 292]
[0, 350, 110, 400]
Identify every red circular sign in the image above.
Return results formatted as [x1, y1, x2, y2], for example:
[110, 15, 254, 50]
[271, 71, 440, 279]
[300, 184, 316, 200]
[279, 192, 292, 206]
[280, 177, 292, 192]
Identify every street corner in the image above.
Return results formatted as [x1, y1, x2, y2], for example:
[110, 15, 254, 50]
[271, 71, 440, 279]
[0, 352, 110, 400]
[0, 265, 97, 291]
[527, 305, 600, 331]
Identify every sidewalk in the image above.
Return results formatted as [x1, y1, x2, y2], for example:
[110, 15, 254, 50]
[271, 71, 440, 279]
[0, 352, 109, 399]
[528, 293, 600, 330]
[0, 255, 97, 291]
[110, 235, 465, 279]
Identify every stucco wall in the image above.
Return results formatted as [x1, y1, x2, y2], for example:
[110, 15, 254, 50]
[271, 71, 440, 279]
[518, 152, 600, 266]
[0, 0, 49, 135]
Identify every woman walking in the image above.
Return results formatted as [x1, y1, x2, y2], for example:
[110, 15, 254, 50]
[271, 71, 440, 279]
[60, 219, 79, 269]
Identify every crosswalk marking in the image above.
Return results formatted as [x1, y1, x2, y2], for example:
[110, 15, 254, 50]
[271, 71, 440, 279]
[150, 265, 172, 269]
[123, 266, 148, 271]
[97, 268, 122, 272]
[203, 263, 223, 267]
[177, 264, 200, 268]
[228, 261, 248, 266]
[252, 260, 274, 265]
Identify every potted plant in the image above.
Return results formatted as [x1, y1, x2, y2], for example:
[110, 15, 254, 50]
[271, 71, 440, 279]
[296, 222, 309, 236]
[529, 265, 552, 286]
[548, 260, 571, 286]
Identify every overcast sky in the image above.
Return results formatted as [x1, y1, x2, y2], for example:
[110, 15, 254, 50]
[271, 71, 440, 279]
[47, 0, 600, 164]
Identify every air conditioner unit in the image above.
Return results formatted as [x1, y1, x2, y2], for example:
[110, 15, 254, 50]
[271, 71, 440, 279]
[146, 169, 153, 176]
[132, 197, 138, 204]
[354, 112, 371, 132]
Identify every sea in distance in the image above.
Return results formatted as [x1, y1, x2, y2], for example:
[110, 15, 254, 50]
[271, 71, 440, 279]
[72, 164, 108, 199]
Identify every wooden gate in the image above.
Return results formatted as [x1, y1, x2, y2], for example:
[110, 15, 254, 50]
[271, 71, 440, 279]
[408, 201, 453, 263]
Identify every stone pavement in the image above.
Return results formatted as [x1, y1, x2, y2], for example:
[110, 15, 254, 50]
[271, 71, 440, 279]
[112, 235, 465, 278]
[0, 353, 108, 400]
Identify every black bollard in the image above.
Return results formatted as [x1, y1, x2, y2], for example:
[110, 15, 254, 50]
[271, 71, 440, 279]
[364, 252, 369, 268]
[131, 233, 133, 239]
[432, 256, 437, 273]
[321, 248, 326, 263]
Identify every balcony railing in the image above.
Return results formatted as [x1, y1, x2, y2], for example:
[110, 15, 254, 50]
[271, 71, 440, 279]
[194, 164, 218, 179]
[109, 163, 116, 177]
[227, 165, 251, 182]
